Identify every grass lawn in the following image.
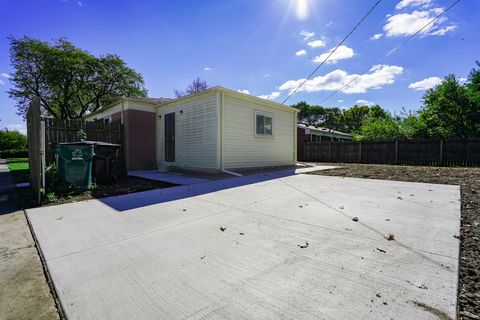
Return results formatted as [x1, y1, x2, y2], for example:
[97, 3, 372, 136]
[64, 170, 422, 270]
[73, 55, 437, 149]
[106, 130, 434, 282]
[6, 158, 34, 209]
[6, 158, 30, 184]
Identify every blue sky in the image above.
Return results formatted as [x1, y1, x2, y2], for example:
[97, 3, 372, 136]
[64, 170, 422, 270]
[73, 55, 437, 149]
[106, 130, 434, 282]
[0, 0, 478, 133]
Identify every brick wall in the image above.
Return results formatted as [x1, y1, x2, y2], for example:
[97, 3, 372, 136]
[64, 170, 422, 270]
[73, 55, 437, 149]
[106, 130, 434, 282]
[124, 109, 156, 171]
[111, 112, 121, 124]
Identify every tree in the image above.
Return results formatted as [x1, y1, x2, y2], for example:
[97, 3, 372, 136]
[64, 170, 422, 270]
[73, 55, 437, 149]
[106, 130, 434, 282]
[174, 77, 208, 98]
[419, 74, 479, 138]
[8, 36, 147, 119]
[0, 129, 27, 150]
[341, 105, 370, 133]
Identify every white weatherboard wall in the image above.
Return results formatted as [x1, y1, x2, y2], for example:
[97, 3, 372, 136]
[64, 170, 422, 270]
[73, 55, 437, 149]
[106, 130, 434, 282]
[156, 93, 218, 169]
[222, 92, 296, 169]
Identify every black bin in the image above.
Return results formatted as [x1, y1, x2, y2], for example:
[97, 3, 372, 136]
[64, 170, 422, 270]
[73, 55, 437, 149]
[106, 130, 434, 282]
[92, 142, 122, 184]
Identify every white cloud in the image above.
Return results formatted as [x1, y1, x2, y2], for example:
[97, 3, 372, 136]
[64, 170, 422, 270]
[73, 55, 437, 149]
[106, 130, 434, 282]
[258, 91, 280, 101]
[355, 99, 375, 106]
[313, 45, 354, 64]
[430, 25, 457, 36]
[370, 33, 383, 40]
[204, 67, 212, 71]
[300, 30, 315, 40]
[307, 39, 326, 48]
[0, 73, 12, 79]
[325, 21, 333, 27]
[6, 124, 27, 135]
[0, 79, 4, 85]
[458, 77, 467, 84]
[408, 76, 442, 90]
[383, 8, 448, 37]
[278, 64, 404, 94]
[337, 100, 344, 103]
[396, 0, 432, 10]
[295, 49, 307, 56]
[78, 1, 82, 7]
[264, 74, 270, 78]
[237, 89, 250, 95]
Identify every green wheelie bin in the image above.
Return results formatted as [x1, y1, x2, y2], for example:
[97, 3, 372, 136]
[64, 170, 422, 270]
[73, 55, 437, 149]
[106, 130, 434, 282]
[55, 143, 95, 190]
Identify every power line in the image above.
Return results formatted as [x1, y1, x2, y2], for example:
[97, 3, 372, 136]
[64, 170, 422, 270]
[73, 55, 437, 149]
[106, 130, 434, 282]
[281, 0, 383, 104]
[317, 0, 461, 105]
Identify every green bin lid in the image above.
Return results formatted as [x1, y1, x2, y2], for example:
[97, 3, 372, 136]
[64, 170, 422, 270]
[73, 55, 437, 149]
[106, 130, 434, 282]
[57, 144, 95, 161]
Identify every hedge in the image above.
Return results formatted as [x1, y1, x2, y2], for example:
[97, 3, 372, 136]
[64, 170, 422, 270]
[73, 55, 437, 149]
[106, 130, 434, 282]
[0, 148, 28, 158]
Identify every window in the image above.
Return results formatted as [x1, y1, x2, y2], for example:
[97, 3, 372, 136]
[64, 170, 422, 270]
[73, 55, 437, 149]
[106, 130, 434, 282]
[256, 113, 273, 136]
[103, 116, 112, 124]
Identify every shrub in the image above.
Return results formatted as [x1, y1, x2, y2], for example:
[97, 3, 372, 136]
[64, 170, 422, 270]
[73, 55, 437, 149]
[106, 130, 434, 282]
[0, 148, 28, 158]
[0, 129, 27, 150]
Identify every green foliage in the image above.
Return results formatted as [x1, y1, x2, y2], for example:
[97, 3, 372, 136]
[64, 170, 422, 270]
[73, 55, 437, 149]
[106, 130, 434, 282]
[291, 60, 480, 141]
[0, 149, 28, 158]
[6, 158, 30, 183]
[419, 74, 479, 138]
[77, 129, 87, 140]
[0, 129, 27, 150]
[8, 36, 147, 119]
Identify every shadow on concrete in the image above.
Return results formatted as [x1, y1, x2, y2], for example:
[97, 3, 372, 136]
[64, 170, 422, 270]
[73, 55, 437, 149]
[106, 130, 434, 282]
[100, 168, 298, 211]
[0, 162, 18, 215]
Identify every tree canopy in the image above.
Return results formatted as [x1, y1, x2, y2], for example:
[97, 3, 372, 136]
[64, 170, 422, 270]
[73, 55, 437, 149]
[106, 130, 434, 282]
[8, 36, 147, 119]
[0, 129, 27, 151]
[291, 60, 480, 141]
[174, 77, 208, 98]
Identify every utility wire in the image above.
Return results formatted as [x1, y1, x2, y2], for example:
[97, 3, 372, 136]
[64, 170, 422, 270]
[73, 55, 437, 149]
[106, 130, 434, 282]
[317, 0, 461, 105]
[281, 0, 383, 104]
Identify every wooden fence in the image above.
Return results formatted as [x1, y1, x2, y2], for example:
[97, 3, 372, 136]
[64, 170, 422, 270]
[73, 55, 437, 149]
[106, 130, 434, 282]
[25, 101, 124, 203]
[303, 138, 480, 166]
[44, 118, 123, 165]
[26, 100, 46, 204]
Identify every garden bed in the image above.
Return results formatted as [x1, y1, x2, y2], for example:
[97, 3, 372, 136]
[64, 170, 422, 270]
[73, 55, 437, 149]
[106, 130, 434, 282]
[6, 158, 176, 208]
[308, 163, 480, 319]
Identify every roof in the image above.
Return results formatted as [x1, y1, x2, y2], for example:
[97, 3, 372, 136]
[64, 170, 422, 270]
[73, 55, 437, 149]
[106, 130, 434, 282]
[297, 123, 353, 138]
[153, 86, 298, 114]
[86, 96, 171, 118]
[86, 86, 297, 119]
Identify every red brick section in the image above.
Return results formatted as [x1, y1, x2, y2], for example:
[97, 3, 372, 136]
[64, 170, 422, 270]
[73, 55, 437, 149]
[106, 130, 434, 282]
[123, 109, 156, 171]
[111, 112, 121, 124]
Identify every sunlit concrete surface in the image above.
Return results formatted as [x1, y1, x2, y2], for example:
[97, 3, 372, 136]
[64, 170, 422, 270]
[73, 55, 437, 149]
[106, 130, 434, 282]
[27, 172, 460, 319]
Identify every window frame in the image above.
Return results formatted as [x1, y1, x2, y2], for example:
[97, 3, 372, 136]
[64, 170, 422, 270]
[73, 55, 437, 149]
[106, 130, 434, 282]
[254, 111, 274, 137]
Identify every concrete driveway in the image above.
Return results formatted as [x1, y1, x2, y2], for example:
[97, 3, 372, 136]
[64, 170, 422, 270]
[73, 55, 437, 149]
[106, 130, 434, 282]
[26, 171, 460, 319]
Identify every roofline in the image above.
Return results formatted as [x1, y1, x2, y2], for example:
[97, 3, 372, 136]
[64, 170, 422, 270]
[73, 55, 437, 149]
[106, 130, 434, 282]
[85, 97, 158, 118]
[155, 86, 298, 114]
[298, 124, 353, 137]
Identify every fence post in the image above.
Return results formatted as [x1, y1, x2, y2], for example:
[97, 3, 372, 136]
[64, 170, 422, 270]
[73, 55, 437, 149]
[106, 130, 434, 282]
[358, 141, 362, 163]
[26, 99, 45, 204]
[328, 141, 332, 162]
[395, 140, 399, 164]
[439, 139, 444, 165]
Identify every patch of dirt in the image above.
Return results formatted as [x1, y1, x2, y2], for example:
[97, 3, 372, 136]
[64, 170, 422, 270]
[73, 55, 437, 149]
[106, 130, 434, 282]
[44, 176, 177, 206]
[308, 163, 480, 319]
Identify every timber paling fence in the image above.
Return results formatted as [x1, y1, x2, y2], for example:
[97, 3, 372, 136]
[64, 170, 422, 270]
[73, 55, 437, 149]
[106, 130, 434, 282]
[303, 138, 480, 167]
[44, 118, 123, 164]
[26, 101, 124, 203]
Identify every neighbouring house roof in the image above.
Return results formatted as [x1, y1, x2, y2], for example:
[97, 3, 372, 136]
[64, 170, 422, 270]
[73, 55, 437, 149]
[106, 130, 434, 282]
[297, 123, 353, 139]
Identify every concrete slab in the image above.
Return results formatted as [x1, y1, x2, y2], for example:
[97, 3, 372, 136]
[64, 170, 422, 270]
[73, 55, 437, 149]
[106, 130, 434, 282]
[26, 173, 460, 320]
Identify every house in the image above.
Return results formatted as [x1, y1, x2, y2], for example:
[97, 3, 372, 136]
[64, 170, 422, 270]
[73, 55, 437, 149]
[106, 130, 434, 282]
[297, 123, 353, 161]
[85, 87, 298, 172]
